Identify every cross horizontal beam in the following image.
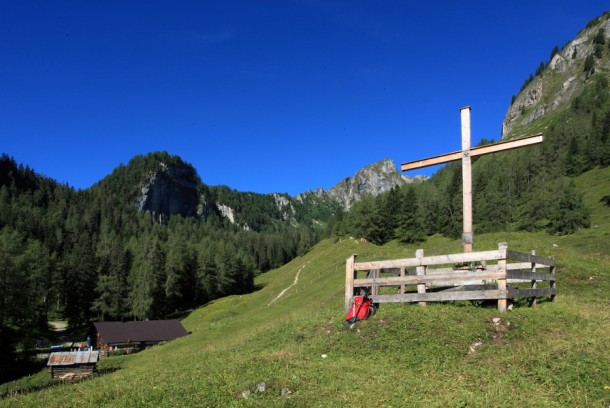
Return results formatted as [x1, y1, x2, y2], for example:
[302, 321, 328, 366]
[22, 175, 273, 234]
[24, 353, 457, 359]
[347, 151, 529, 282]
[401, 133, 543, 171]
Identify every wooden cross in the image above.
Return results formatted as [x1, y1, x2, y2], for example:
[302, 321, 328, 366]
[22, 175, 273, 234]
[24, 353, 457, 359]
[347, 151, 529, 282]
[401, 107, 543, 253]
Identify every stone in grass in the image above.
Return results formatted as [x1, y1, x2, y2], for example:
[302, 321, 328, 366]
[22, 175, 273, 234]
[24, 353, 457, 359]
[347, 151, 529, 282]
[239, 381, 294, 399]
[256, 382, 266, 393]
[237, 389, 251, 399]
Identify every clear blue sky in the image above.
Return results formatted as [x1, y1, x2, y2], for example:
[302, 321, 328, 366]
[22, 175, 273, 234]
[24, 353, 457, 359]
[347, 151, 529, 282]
[1, 2, 607, 195]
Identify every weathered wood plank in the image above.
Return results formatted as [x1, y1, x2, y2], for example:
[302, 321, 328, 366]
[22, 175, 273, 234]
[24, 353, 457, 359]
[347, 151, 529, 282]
[508, 287, 557, 299]
[354, 249, 507, 271]
[530, 252, 538, 307]
[371, 289, 508, 303]
[354, 269, 505, 286]
[423, 250, 507, 266]
[427, 280, 493, 287]
[461, 107, 473, 253]
[439, 284, 498, 292]
[427, 267, 466, 274]
[550, 264, 556, 302]
[416, 249, 427, 306]
[507, 270, 555, 281]
[400, 134, 543, 171]
[507, 250, 554, 266]
[401, 151, 463, 170]
[354, 258, 420, 270]
[369, 269, 379, 296]
[506, 262, 550, 270]
[497, 243, 508, 313]
[345, 255, 356, 313]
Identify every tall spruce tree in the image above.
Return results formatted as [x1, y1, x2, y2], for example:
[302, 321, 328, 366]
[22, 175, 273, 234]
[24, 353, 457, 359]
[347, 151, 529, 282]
[546, 180, 591, 235]
[441, 169, 463, 239]
[395, 187, 426, 244]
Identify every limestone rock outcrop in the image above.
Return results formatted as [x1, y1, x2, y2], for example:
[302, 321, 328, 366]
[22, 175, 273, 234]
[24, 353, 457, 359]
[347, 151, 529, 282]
[502, 13, 610, 138]
[136, 163, 200, 220]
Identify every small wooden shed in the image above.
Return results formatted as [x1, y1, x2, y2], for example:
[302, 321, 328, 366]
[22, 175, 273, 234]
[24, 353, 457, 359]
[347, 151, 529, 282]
[47, 350, 99, 379]
[90, 320, 188, 352]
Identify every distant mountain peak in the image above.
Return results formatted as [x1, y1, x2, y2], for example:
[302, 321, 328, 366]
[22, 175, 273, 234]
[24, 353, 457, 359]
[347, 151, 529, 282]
[300, 158, 425, 210]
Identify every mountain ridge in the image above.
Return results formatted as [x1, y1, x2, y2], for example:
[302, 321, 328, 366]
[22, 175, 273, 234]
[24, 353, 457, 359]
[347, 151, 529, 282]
[503, 11, 610, 139]
[96, 153, 422, 224]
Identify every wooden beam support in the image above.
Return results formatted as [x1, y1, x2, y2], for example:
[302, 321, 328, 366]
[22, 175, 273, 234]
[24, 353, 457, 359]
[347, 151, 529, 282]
[372, 290, 509, 303]
[497, 243, 508, 313]
[416, 249, 427, 307]
[400, 133, 544, 171]
[345, 254, 356, 313]
[461, 107, 473, 253]
[353, 248, 506, 271]
[353, 269, 506, 287]
[507, 249, 555, 266]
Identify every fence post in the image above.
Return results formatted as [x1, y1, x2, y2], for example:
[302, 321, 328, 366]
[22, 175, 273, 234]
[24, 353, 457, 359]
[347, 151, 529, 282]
[345, 254, 357, 313]
[530, 250, 537, 308]
[399, 267, 405, 296]
[549, 256, 556, 302]
[497, 243, 508, 313]
[366, 269, 379, 297]
[416, 249, 427, 307]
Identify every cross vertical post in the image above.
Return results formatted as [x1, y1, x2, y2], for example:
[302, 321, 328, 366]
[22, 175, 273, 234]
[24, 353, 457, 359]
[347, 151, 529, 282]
[460, 107, 473, 253]
[401, 106, 544, 254]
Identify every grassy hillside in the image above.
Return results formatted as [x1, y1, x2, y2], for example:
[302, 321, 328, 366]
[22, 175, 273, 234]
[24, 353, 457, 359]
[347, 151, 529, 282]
[2, 167, 610, 407]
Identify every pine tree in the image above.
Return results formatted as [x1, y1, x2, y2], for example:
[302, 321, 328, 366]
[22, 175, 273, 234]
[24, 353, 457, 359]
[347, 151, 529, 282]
[584, 54, 595, 77]
[441, 169, 463, 239]
[395, 187, 426, 244]
[347, 195, 377, 242]
[550, 45, 559, 60]
[546, 180, 590, 235]
[128, 235, 168, 320]
[62, 233, 97, 327]
[92, 237, 131, 321]
[564, 137, 587, 176]
[196, 239, 218, 302]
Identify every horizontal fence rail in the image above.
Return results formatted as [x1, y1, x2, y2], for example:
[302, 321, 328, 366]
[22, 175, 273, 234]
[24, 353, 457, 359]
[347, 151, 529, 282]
[345, 243, 555, 314]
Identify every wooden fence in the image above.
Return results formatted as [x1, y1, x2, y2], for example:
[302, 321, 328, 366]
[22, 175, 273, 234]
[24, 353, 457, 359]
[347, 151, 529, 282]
[345, 243, 555, 313]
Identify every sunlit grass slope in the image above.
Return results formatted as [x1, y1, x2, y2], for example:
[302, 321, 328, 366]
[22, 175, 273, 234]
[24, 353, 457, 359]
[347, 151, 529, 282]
[2, 167, 610, 407]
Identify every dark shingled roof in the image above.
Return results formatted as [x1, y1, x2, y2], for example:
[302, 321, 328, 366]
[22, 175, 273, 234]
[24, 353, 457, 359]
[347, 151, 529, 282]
[93, 320, 188, 344]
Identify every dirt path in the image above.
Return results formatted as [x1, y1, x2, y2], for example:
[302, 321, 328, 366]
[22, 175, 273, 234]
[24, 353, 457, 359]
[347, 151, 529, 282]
[48, 321, 68, 332]
[267, 260, 310, 306]
[48, 321, 71, 344]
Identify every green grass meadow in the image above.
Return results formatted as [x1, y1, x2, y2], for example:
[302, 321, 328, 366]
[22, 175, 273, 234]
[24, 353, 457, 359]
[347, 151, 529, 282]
[2, 167, 610, 407]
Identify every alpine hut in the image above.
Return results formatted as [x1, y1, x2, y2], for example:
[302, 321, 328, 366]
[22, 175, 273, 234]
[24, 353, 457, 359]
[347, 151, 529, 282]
[91, 320, 188, 353]
[47, 350, 100, 379]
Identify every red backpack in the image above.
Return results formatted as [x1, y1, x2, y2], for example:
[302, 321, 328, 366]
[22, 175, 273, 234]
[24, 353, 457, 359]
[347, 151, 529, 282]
[345, 295, 375, 324]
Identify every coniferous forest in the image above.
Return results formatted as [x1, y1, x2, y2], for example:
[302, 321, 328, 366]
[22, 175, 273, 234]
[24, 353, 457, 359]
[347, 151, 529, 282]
[0, 152, 331, 378]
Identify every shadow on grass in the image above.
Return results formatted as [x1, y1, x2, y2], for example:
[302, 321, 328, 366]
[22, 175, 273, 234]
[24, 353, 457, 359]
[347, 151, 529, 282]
[0, 367, 120, 400]
[171, 282, 268, 320]
[0, 358, 46, 385]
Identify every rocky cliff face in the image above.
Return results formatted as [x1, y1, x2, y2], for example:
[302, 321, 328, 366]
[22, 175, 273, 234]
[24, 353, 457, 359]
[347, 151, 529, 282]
[297, 158, 425, 210]
[503, 13, 610, 138]
[136, 163, 201, 220]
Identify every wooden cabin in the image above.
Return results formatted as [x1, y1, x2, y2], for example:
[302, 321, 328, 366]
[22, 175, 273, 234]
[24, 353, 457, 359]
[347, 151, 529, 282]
[90, 320, 188, 353]
[47, 350, 99, 379]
